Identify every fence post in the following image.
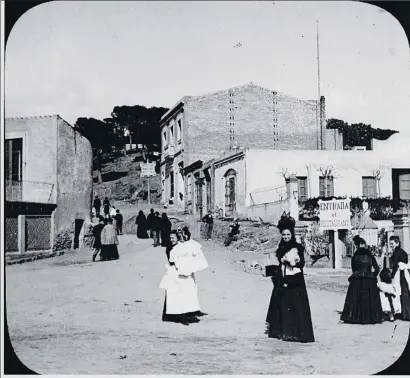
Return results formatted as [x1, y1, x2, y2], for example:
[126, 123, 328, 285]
[18, 214, 26, 254]
[286, 175, 299, 220]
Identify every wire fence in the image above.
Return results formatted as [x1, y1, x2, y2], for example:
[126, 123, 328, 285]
[25, 215, 52, 251]
[249, 185, 288, 206]
[5, 217, 18, 252]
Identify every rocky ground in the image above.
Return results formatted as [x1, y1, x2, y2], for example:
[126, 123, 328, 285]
[5, 233, 408, 375]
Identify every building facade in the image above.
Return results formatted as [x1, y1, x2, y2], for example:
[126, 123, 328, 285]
[5, 115, 93, 254]
[209, 148, 410, 221]
[160, 83, 341, 211]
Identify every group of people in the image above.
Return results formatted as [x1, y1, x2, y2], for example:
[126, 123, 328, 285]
[92, 216, 120, 262]
[90, 201, 410, 341]
[93, 196, 124, 234]
[341, 234, 410, 324]
[135, 208, 172, 247]
[264, 211, 410, 344]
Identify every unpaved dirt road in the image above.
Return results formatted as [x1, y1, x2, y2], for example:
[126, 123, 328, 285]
[5, 236, 409, 374]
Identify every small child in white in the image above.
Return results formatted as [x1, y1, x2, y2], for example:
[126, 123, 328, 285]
[377, 268, 397, 322]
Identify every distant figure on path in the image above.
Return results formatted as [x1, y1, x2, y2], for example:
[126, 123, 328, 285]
[110, 206, 117, 218]
[135, 210, 149, 239]
[152, 212, 162, 247]
[115, 209, 123, 235]
[92, 216, 105, 262]
[224, 218, 240, 246]
[340, 235, 383, 324]
[201, 211, 214, 240]
[147, 208, 155, 238]
[160, 230, 202, 325]
[103, 197, 110, 218]
[93, 196, 101, 217]
[389, 236, 410, 321]
[100, 218, 119, 261]
[265, 214, 315, 343]
[161, 213, 172, 247]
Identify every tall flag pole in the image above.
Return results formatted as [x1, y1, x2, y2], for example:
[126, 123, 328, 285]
[317, 20, 322, 149]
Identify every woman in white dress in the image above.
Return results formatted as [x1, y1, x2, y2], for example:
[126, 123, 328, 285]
[160, 229, 207, 325]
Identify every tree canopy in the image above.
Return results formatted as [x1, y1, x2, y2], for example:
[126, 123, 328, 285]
[326, 118, 398, 150]
[74, 105, 169, 154]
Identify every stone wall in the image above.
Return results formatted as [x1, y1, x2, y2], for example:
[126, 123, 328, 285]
[56, 116, 93, 240]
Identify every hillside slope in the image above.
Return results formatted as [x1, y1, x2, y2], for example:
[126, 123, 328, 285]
[93, 152, 161, 204]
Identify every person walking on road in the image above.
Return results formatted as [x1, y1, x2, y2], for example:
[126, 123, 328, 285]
[93, 196, 101, 217]
[92, 216, 105, 262]
[115, 209, 123, 235]
[100, 217, 119, 261]
[152, 212, 162, 247]
[103, 197, 110, 219]
[265, 213, 315, 343]
[147, 208, 155, 238]
[340, 235, 383, 324]
[135, 210, 149, 239]
[160, 213, 172, 247]
[201, 211, 214, 241]
[389, 235, 410, 321]
[160, 230, 202, 325]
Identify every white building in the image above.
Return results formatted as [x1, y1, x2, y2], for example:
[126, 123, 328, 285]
[210, 148, 409, 222]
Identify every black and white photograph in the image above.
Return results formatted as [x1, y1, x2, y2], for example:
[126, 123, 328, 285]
[2, 0, 410, 375]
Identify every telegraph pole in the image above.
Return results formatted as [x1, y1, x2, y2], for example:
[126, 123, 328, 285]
[316, 20, 322, 150]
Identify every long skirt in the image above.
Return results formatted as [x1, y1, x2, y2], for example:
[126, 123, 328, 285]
[165, 274, 200, 315]
[161, 231, 171, 247]
[341, 277, 383, 324]
[398, 272, 410, 321]
[266, 278, 315, 343]
[137, 226, 149, 239]
[100, 244, 119, 260]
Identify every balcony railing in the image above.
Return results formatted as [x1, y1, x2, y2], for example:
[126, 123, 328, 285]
[5, 180, 55, 204]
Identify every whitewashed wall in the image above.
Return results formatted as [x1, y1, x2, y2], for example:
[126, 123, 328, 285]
[245, 149, 393, 205]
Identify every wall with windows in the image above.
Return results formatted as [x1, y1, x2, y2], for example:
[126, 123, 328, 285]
[5, 116, 58, 204]
[244, 149, 393, 205]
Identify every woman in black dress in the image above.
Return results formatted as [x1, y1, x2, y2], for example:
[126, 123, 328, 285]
[265, 217, 315, 343]
[340, 235, 383, 324]
[160, 213, 172, 247]
[389, 235, 410, 321]
[135, 210, 149, 239]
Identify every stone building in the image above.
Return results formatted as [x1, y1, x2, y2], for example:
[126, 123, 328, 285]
[159, 82, 342, 211]
[5, 115, 93, 255]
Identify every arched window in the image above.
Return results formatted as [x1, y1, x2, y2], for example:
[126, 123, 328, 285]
[224, 169, 237, 216]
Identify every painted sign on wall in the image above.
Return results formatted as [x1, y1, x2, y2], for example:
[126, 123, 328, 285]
[318, 198, 351, 231]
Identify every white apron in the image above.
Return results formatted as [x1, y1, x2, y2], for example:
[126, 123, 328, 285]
[392, 261, 410, 314]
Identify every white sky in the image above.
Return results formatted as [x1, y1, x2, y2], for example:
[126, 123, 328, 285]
[5, 1, 410, 135]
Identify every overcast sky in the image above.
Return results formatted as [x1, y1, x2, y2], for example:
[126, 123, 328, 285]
[5, 1, 410, 135]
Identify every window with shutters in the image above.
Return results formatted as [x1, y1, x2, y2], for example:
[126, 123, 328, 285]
[187, 174, 193, 202]
[297, 176, 308, 203]
[177, 119, 182, 144]
[319, 177, 334, 197]
[362, 176, 377, 198]
[170, 126, 174, 145]
[170, 171, 175, 198]
[5, 138, 23, 201]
